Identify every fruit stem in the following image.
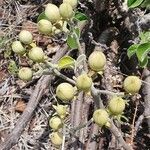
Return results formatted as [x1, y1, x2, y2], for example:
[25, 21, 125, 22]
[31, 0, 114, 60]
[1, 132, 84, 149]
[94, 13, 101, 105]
[98, 90, 124, 96]
[61, 125, 66, 150]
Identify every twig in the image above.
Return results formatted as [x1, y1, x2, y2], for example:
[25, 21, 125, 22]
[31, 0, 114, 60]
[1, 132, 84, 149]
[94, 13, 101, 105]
[134, 114, 144, 133]
[130, 101, 138, 145]
[98, 90, 124, 96]
[109, 120, 133, 150]
[71, 33, 87, 149]
[85, 124, 99, 150]
[61, 125, 66, 150]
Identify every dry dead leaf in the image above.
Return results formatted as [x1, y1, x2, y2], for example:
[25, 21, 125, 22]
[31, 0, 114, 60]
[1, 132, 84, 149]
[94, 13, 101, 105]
[15, 100, 26, 113]
[0, 69, 7, 83]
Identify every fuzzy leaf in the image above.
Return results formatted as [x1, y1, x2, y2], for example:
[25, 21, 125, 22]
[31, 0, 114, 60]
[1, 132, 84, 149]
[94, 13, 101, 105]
[74, 54, 87, 72]
[58, 56, 75, 69]
[67, 35, 78, 49]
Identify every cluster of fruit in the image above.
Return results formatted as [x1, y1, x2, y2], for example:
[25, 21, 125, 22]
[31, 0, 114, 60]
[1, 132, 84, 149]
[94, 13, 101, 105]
[48, 50, 106, 147]
[11, 0, 79, 82]
[11, 29, 46, 81]
[56, 51, 107, 103]
[37, 0, 78, 35]
[11, 29, 142, 145]
[93, 75, 142, 127]
[49, 104, 69, 147]
[10, 0, 142, 145]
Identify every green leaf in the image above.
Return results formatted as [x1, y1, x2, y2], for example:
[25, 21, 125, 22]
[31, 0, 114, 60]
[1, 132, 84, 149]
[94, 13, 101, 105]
[139, 56, 148, 68]
[128, 0, 136, 6]
[127, 44, 139, 58]
[127, 0, 144, 8]
[139, 31, 150, 43]
[74, 54, 86, 71]
[74, 12, 88, 21]
[37, 12, 49, 22]
[67, 35, 78, 49]
[58, 56, 75, 69]
[8, 60, 18, 75]
[136, 43, 150, 62]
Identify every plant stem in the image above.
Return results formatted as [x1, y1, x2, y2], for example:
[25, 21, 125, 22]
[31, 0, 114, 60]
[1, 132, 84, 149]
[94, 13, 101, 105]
[98, 90, 124, 96]
[45, 60, 76, 85]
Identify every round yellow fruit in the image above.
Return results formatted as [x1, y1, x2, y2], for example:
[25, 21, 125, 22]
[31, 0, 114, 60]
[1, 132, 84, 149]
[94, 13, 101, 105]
[37, 19, 52, 35]
[11, 41, 26, 55]
[56, 83, 74, 102]
[93, 109, 109, 127]
[28, 47, 44, 62]
[18, 67, 33, 81]
[108, 97, 125, 115]
[76, 73, 92, 91]
[50, 132, 63, 146]
[63, 0, 78, 8]
[59, 3, 73, 19]
[49, 116, 62, 131]
[123, 76, 142, 94]
[19, 30, 33, 44]
[45, 3, 60, 23]
[88, 51, 106, 72]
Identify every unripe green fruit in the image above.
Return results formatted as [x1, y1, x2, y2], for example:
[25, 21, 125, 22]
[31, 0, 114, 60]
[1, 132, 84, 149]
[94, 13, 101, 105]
[93, 109, 109, 127]
[45, 3, 60, 23]
[28, 47, 44, 62]
[50, 132, 63, 146]
[11, 41, 26, 55]
[63, 0, 78, 8]
[56, 83, 74, 102]
[49, 116, 62, 130]
[76, 73, 92, 91]
[88, 51, 106, 72]
[37, 19, 52, 35]
[18, 67, 33, 81]
[108, 97, 125, 115]
[59, 3, 73, 19]
[123, 76, 142, 94]
[53, 104, 68, 118]
[19, 30, 33, 44]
